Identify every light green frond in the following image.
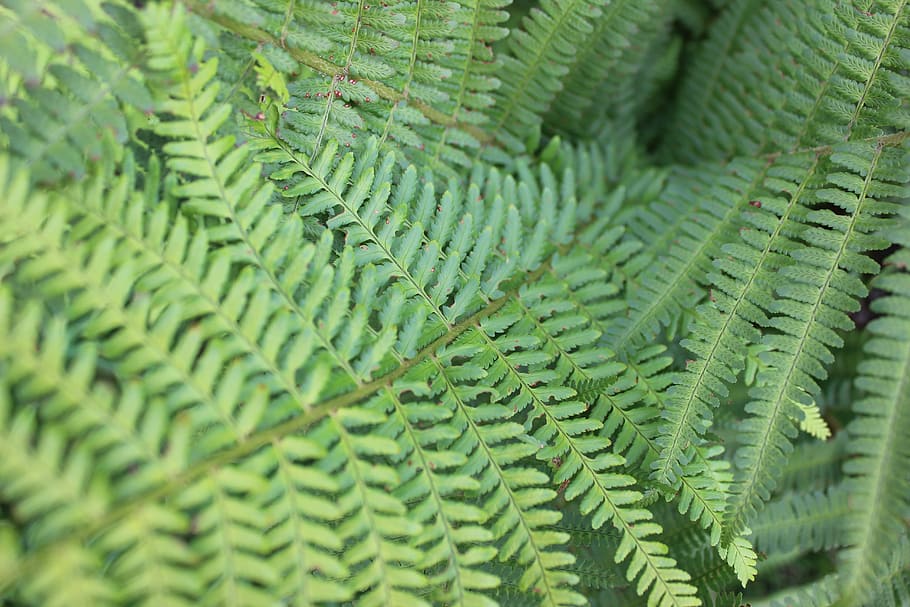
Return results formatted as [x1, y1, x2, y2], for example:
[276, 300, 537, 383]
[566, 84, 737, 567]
[0, 0, 153, 183]
[1, 86, 633, 607]
[611, 157, 771, 481]
[656, 147, 824, 486]
[4, 1, 910, 605]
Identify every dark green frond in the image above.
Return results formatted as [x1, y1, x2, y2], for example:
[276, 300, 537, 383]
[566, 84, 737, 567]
[662, 0, 910, 163]
[775, 433, 847, 493]
[543, 0, 670, 139]
[482, 0, 608, 156]
[836, 207, 910, 605]
[724, 140, 910, 541]
[750, 486, 849, 557]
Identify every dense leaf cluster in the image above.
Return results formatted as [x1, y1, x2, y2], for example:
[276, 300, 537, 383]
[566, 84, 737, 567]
[0, 1, 908, 606]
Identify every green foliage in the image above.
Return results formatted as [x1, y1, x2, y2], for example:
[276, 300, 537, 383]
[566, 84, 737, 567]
[1, 1, 908, 606]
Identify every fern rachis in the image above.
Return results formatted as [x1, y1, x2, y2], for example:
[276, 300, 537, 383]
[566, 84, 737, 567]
[1, 1, 909, 606]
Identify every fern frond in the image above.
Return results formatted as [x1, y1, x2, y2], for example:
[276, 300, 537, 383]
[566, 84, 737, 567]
[750, 486, 849, 557]
[860, 536, 910, 607]
[251, 97, 619, 604]
[604, 157, 772, 478]
[3, 81, 625, 607]
[590, 345, 754, 587]
[548, 218, 709, 606]
[482, 0, 607, 156]
[0, 304, 114, 539]
[480, 293, 699, 607]
[836, 210, 910, 605]
[544, 0, 668, 138]
[724, 139, 910, 540]
[0, 158, 372, 603]
[606, 157, 775, 358]
[253, 78, 584, 607]
[0, 296, 191, 607]
[184, 0, 507, 174]
[748, 575, 843, 607]
[662, 0, 910, 163]
[658, 0, 766, 163]
[5, 1, 909, 605]
[411, 352, 556, 607]
[655, 150, 824, 485]
[0, 0, 153, 183]
[775, 433, 847, 493]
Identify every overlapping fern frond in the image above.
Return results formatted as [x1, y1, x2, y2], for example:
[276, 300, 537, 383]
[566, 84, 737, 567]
[0, 0, 153, 183]
[836, 208, 910, 606]
[2, 0, 909, 606]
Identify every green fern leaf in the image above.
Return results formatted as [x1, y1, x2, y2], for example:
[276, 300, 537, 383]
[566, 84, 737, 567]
[724, 140, 910, 540]
[0, 0, 153, 183]
[836, 209, 910, 605]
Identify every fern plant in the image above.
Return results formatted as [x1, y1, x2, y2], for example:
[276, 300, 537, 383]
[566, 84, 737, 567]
[0, 0, 908, 606]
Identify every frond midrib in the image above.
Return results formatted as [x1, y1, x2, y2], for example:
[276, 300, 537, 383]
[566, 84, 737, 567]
[428, 354, 562, 603]
[180, 0, 494, 146]
[658, 154, 821, 483]
[844, 0, 907, 138]
[0, 258, 552, 593]
[724, 143, 885, 537]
